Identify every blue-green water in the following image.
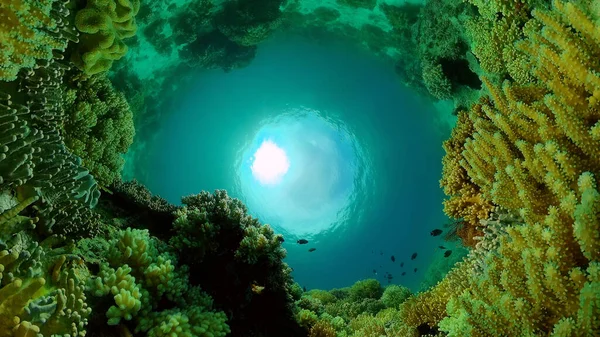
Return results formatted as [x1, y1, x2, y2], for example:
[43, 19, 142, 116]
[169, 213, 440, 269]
[131, 34, 451, 291]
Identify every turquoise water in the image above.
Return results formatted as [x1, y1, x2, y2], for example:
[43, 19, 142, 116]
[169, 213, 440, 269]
[131, 34, 451, 291]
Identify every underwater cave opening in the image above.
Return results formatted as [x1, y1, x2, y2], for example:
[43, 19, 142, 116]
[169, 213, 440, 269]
[127, 33, 453, 291]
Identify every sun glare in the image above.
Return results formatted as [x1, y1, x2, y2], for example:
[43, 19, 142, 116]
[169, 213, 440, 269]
[251, 140, 290, 185]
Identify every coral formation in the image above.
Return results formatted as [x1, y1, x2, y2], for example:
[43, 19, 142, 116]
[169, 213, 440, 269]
[2, 0, 599, 337]
[71, 0, 140, 75]
[0, 0, 77, 81]
[62, 73, 135, 187]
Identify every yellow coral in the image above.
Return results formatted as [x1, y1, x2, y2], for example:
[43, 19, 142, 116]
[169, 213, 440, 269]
[71, 0, 140, 75]
[0, 0, 73, 81]
[399, 260, 472, 329]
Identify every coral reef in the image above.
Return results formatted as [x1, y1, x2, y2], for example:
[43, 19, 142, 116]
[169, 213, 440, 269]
[71, 0, 140, 75]
[62, 73, 135, 187]
[0, 0, 77, 81]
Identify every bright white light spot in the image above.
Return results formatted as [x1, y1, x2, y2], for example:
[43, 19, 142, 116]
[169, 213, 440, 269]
[251, 140, 290, 185]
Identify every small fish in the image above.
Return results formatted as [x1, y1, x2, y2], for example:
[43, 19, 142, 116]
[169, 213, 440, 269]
[430, 229, 443, 236]
[297, 239, 309, 244]
[401, 272, 406, 276]
[400, 262, 404, 267]
[308, 248, 316, 252]
[444, 250, 452, 257]
[277, 236, 285, 243]
[411, 252, 418, 260]
[391, 255, 395, 262]
[438, 245, 446, 249]
[303, 286, 307, 292]
[251, 282, 265, 294]
[373, 269, 377, 274]
[414, 268, 418, 272]
[387, 280, 391, 284]
[380, 251, 384, 255]
[386, 274, 393, 279]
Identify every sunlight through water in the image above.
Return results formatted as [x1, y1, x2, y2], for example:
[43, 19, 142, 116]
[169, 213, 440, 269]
[251, 140, 290, 185]
[235, 107, 373, 239]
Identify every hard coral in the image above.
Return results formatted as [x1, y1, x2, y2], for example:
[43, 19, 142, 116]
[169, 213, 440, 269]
[62, 73, 135, 188]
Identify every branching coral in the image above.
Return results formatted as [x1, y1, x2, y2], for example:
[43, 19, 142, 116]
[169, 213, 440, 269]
[440, 178, 600, 335]
[62, 73, 135, 188]
[440, 108, 494, 246]
[398, 260, 472, 330]
[437, 1, 600, 335]
[0, 0, 77, 81]
[72, 0, 140, 75]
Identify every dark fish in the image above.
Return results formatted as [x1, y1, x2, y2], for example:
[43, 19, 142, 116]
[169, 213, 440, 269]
[438, 245, 446, 249]
[380, 251, 384, 255]
[430, 229, 443, 236]
[277, 236, 285, 243]
[414, 268, 418, 272]
[387, 279, 391, 284]
[391, 255, 395, 262]
[303, 286, 307, 292]
[308, 248, 316, 252]
[297, 239, 309, 244]
[401, 272, 406, 276]
[373, 269, 377, 274]
[387, 274, 393, 279]
[411, 253, 418, 260]
[444, 250, 452, 257]
[400, 262, 404, 267]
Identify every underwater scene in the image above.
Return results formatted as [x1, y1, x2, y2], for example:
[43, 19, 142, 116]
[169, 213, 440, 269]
[0, 0, 599, 336]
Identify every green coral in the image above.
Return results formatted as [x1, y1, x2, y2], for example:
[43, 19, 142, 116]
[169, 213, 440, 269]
[62, 74, 135, 187]
[380, 285, 411, 309]
[137, 306, 230, 337]
[349, 279, 383, 302]
[89, 264, 143, 325]
[296, 308, 319, 329]
[235, 224, 286, 264]
[72, 0, 140, 75]
[0, 198, 92, 337]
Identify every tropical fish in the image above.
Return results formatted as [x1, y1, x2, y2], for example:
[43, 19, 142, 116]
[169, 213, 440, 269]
[411, 252, 418, 260]
[373, 269, 377, 275]
[400, 262, 404, 267]
[386, 273, 393, 279]
[438, 245, 446, 249]
[444, 250, 452, 257]
[251, 282, 265, 294]
[303, 286, 307, 292]
[414, 268, 418, 272]
[430, 229, 443, 236]
[401, 272, 406, 276]
[391, 255, 395, 262]
[277, 236, 285, 243]
[308, 248, 316, 252]
[297, 239, 308, 244]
